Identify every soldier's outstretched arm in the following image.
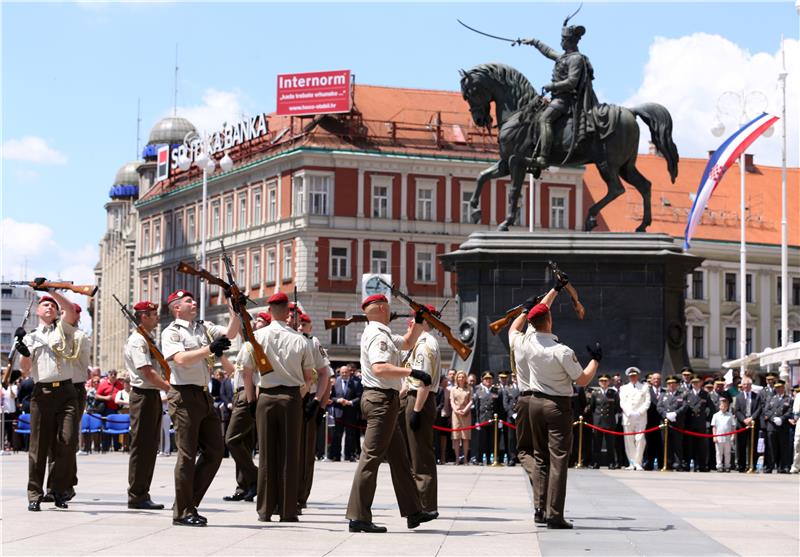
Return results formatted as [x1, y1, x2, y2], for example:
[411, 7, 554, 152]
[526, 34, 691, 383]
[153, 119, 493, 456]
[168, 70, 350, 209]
[522, 38, 559, 61]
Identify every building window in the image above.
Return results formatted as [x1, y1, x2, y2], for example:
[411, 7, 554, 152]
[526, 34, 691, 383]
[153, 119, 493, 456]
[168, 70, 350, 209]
[692, 326, 704, 359]
[225, 198, 233, 233]
[292, 176, 305, 216]
[238, 193, 247, 230]
[251, 253, 261, 286]
[152, 275, 160, 304]
[330, 310, 346, 345]
[331, 246, 349, 279]
[724, 273, 737, 302]
[164, 214, 172, 249]
[153, 221, 161, 252]
[745, 328, 753, 354]
[793, 278, 800, 306]
[416, 186, 434, 221]
[282, 244, 293, 281]
[371, 249, 389, 274]
[794, 330, 800, 343]
[1, 288, 12, 298]
[187, 209, 195, 242]
[308, 175, 331, 215]
[373, 184, 389, 218]
[212, 201, 221, 236]
[266, 249, 276, 284]
[1, 309, 11, 321]
[162, 271, 172, 304]
[141, 277, 149, 301]
[210, 261, 220, 295]
[237, 254, 246, 286]
[415, 248, 434, 283]
[777, 276, 782, 304]
[175, 212, 184, 246]
[745, 273, 753, 303]
[724, 327, 737, 360]
[268, 183, 278, 222]
[550, 194, 567, 229]
[691, 271, 704, 300]
[142, 224, 150, 255]
[461, 188, 474, 224]
[253, 190, 262, 225]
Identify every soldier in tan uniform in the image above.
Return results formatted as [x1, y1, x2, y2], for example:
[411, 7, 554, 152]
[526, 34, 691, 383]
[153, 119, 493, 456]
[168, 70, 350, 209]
[240, 292, 314, 523]
[400, 304, 441, 515]
[296, 313, 333, 512]
[346, 294, 438, 533]
[124, 301, 171, 510]
[18, 289, 79, 511]
[222, 311, 270, 503]
[161, 290, 240, 527]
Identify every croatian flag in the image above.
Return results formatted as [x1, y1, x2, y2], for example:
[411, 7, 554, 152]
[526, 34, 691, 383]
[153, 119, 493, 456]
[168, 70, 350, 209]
[683, 112, 779, 250]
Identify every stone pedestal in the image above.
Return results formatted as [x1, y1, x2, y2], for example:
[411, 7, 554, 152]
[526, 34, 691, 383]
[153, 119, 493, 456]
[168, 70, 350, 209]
[440, 232, 703, 376]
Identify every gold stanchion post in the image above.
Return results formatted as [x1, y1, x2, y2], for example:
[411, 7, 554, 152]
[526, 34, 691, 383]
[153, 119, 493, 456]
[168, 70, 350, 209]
[747, 422, 756, 474]
[491, 414, 502, 467]
[661, 419, 669, 472]
[575, 416, 584, 469]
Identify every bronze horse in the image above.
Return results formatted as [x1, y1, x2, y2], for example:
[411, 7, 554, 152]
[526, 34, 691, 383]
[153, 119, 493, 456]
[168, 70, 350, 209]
[459, 63, 678, 231]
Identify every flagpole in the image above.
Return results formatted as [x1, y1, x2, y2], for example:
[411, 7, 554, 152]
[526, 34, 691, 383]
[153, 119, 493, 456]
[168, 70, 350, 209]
[778, 38, 789, 376]
[739, 152, 747, 379]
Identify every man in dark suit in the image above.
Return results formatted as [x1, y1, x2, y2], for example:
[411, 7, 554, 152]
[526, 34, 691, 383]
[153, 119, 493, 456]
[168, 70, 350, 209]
[657, 376, 688, 470]
[763, 380, 793, 473]
[329, 365, 362, 461]
[588, 375, 619, 469]
[685, 375, 710, 471]
[501, 373, 519, 465]
[734, 376, 762, 472]
[475, 372, 499, 464]
[644, 372, 664, 470]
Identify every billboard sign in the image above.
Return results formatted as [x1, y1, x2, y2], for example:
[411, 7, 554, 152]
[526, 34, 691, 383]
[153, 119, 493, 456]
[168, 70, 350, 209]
[276, 70, 351, 116]
[155, 145, 170, 183]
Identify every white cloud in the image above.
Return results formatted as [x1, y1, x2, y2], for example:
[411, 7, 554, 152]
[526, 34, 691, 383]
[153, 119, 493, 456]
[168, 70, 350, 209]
[623, 34, 798, 167]
[168, 89, 250, 134]
[1, 218, 98, 316]
[14, 169, 40, 183]
[2, 136, 68, 164]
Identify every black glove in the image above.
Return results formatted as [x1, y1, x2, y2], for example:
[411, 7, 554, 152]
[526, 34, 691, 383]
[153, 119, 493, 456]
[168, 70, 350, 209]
[586, 342, 602, 362]
[15, 340, 30, 358]
[316, 405, 326, 425]
[409, 410, 422, 431]
[414, 309, 425, 324]
[554, 271, 570, 292]
[409, 368, 432, 386]
[248, 400, 257, 419]
[304, 397, 320, 421]
[32, 277, 48, 291]
[521, 294, 543, 312]
[209, 336, 231, 357]
[14, 327, 26, 341]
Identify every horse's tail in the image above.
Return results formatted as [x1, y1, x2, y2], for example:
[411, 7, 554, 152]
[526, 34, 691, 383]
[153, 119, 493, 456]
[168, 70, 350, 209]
[631, 103, 679, 183]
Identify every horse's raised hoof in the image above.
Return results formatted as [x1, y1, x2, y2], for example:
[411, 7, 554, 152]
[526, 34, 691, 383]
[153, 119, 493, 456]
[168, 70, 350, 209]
[470, 209, 482, 224]
[584, 215, 598, 231]
[635, 224, 649, 233]
[497, 220, 511, 232]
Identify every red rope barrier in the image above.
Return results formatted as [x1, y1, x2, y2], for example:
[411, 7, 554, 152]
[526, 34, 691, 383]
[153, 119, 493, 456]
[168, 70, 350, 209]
[500, 420, 517, 430]
[668, 425, 750, 438]
[332, 417, 367, 431]
[432, 420, 493, 432]
[582, 422, 663, 436]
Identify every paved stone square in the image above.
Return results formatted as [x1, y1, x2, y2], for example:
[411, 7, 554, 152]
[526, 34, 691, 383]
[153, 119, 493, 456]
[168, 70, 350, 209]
[1, 452, 797, 556]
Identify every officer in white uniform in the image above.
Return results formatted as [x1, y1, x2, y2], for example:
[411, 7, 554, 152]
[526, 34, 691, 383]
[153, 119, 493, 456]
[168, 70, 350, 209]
[619, 367, 650, 470]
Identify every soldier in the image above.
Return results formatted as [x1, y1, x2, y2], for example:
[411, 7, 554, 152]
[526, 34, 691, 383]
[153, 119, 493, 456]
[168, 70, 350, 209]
[296, 313, 333, 512]
[345, 293, 437, 533]
[475, 372, 499, 463]
[657, 376, 688, 471]
[400, 304, 441, 514]
[760, 371, 778, 404]
[521, 21, 598, 168]
[124, 301, 171, 509]
[760, 371, 779, 471]
[619, 367, 649, 470]
[588, 374, 619, 469]
[763, 380, 792, 473]
[161, 289, 239, 527]
[679, 368, 694, 393]
[501, 371, 520, 465]
[18, 288, 79, 511]
[734, 376, 762, 472]
[240, 293, 315, 523]
[684, 375, 710, 471]
[222, 311, 270, 503]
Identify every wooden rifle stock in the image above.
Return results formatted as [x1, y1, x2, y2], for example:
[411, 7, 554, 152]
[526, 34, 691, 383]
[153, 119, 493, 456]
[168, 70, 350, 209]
[324, 312, 401, 330]
[3, 280, 98, 297]
[112, 295, 171, 382]
[489, 305, 525, 335]
[176, 261, 229, 289]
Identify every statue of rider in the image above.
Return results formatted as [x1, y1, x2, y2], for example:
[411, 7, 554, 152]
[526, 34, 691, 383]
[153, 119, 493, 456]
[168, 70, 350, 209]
[522, 20, 598, 169]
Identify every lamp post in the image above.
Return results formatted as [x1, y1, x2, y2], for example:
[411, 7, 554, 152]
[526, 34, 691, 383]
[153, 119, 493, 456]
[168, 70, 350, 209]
[177, 131, 234, 320]
[711, 90, 773, 378]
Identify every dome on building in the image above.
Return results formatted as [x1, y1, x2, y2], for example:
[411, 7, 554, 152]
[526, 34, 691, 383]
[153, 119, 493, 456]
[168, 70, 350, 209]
[147, 116, 196, 146]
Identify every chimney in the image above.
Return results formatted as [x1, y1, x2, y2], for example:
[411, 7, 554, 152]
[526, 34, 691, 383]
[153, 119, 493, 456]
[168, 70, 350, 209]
[744, 153, 756, 173]
[708, 150, 716, 159]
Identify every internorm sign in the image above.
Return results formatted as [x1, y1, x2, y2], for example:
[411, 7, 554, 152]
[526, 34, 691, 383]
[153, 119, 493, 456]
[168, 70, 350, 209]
[276, 70, 352, 117]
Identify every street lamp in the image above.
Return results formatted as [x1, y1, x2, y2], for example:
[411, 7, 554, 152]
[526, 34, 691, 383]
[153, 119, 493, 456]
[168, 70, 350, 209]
[179, 130, 234, 320]
[711, 90, 773, 378]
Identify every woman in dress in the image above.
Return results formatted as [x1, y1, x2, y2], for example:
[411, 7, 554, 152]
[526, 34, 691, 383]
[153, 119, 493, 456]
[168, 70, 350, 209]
[450, 370, 473, 465]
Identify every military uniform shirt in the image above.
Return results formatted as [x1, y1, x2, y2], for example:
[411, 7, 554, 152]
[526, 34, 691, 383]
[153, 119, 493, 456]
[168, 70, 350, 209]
[404, 330, 441, 393]
[62, 328, 91, 384]
[239, 321, 312, 388]
[23, 320, 76, 384]
[360, 321, 406, 391]
[161, 318, 226, 386]
[520, 332, 583, 397]
[509, 327, 537, 392]
[124, 331, 163, 390]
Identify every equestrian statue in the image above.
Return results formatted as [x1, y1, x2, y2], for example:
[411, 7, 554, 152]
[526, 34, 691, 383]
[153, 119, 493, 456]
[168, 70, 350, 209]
[458, 12, 678, 232]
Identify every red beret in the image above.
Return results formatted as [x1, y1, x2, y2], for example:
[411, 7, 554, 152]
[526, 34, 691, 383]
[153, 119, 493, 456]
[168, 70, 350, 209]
[38, 295, 59, 309]
[299, 313, 311, 324]
[526, 303, 550, 321]
[167, 290, 193, 305]
[73, 303, 82, 314]
[133, 301, 158, 312]
[268, 292, 289, 304]
[361, 294, 387, 310]
[257, 311, 272, 323]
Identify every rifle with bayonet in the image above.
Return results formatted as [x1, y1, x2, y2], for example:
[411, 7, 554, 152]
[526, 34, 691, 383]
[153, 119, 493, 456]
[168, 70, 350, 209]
[324, 312, 401, 331]
[376, 278, 472, 361]
[1, 297, 35, 388]
[547, 260, 585, 319]
[2, 278, 98, 297]
[112, 294, 172, 382]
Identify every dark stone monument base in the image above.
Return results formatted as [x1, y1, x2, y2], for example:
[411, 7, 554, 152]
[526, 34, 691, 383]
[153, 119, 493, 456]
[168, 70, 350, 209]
[440, 232, 703, 376]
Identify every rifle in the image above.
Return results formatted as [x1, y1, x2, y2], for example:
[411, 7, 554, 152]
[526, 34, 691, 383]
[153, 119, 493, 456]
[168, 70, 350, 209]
[376, 278, 472, 361]
[324, 312, 401, 330]
[2, 279, 98, 297]
[1, 297, 35, 388]
[112, 294, 172, 382]
[547, 260, 585, 319]
[218, 242, 273, 375]
[489, 305, 526, 336]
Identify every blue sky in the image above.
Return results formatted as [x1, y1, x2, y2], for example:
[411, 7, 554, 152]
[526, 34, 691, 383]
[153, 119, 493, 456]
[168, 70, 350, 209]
[2, 1, 798, 296]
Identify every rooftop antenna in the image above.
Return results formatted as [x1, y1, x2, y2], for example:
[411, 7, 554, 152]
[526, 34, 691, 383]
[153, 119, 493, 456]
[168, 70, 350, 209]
[173, 43, 179, 116]
[136, 97, 141, 158]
